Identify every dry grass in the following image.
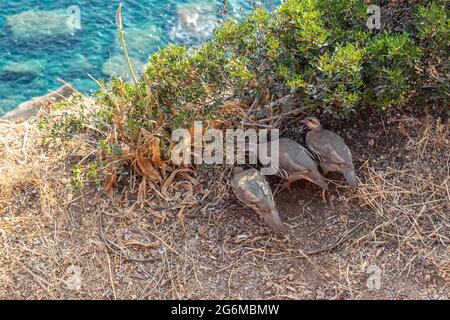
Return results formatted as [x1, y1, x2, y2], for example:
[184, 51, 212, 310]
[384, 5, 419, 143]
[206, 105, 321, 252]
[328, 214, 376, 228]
[351, 163, 449, 279]
[351, 116, 449, 281]
[0, 107, 448, 299]
[0, 108, 231, 299]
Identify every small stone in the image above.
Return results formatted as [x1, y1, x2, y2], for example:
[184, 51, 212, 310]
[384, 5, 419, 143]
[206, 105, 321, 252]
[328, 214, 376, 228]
[183, 103, 196, 112]
[150, 250, 160, 258]
[316, 290, 325, 299]
[198, 225, 208, 237]
[368, 138, 375, 146]
[387, 117, 397, 124]
[236, 234, 248, 241]
[285, 285, 296, 292]
[422, 259, 431, 268]
[303, 289, 313, 296]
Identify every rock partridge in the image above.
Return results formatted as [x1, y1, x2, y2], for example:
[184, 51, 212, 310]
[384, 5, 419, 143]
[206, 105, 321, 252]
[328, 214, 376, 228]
[301, 117, 359, 188]
[231, 167, 287, 234]
[256, 138, 329, 191]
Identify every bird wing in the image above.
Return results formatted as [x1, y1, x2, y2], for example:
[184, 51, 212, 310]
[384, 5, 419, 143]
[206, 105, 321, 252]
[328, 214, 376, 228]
[280, 150, 310, 173]
[278, 139, 314, 174]
[308, 131, 351, 166]
[326, 145, 348, 165]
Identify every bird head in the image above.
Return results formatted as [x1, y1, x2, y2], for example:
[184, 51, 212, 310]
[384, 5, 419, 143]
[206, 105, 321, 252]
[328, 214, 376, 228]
[300, 116, 321, 130]
[261, 208, 288, 235]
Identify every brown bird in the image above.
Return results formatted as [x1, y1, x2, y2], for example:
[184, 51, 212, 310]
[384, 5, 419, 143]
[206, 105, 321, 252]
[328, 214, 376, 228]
[256, 138, 329, 192]
[231, 167, 287, 234]
[301, 117, 358, 188]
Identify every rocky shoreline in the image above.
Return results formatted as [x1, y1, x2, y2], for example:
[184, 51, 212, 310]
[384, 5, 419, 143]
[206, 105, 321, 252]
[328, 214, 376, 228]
[1, 83, 76, 122]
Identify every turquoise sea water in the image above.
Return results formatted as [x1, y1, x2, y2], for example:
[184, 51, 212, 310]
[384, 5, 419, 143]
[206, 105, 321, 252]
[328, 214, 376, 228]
[0, 0, 269, 115]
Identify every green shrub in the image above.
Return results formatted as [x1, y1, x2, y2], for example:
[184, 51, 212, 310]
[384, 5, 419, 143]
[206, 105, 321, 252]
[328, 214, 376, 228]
[415, 1, 449, 48]
[414, 1, 449, 104]
[316, 0, 368, 43]
[38, 107, 87, 148]
[276, 0, 328, 53]
[363, 32, 422, 110]
[214, 8, 279, 93]
[316, 42, 365, 115]
[39, 0, 449, 189]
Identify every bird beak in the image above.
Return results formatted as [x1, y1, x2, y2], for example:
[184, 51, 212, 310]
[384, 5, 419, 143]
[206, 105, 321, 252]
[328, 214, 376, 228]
[299, 119, 307, 125]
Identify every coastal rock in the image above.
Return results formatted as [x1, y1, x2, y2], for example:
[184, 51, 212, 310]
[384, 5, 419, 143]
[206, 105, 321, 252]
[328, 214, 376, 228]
[102, 55, 144, 79]
[6, 9, 79, 40]
[115, 25, 162, 57]
[2, 59, 43, 75]
[68, 54, 94, 74]
[2, 84, 77, 122]
[170, 1, 217, 44]
[0, 59, 44, 83]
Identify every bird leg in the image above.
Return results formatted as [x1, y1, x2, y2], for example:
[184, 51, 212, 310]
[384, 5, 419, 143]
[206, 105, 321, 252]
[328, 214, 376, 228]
[321, 189, 327, 203]
[274, 179, 295, 196]
[274, 173, 307, 196]
[320, 161, 331, 176]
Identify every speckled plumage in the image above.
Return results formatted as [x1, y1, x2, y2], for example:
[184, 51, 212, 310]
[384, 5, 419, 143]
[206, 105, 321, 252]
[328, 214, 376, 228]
[231, 168, 287, 234]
